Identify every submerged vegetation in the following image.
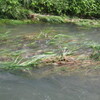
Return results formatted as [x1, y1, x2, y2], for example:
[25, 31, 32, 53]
[0, 0, 100, 74]
[0, 27, 100, 72]
[89, 43, 100, 60]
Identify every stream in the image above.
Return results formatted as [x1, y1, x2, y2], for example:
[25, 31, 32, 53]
[0, 23, 100, 100]
[0, 72, 100, 100]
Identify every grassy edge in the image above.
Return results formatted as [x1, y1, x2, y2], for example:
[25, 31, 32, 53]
[0, 14, 100, 27]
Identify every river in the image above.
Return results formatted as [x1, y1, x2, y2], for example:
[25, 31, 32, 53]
[0, 23, 100, 100]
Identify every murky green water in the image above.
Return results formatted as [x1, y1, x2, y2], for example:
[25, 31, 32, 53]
[0, 23, 100, 100]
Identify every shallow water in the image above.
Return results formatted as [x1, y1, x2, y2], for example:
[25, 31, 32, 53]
[0, 23, 100, 100]
[0, 72, 100, 100]
[0, 23, 100, 62]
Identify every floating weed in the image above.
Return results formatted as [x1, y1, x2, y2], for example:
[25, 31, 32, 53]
[0, 31, 10, 41]
[0, 28, 100, 71]
[88, 42, 100, 60]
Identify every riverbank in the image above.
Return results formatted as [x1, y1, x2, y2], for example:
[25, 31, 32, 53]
[0, 14, 100, 27]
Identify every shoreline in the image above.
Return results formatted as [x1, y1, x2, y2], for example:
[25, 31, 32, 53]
[0, 14, 100, 27]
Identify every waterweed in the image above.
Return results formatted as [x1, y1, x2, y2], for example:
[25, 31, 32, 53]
[0, 28, 100, 70]
[0, 31, 10, 41]
[89, 42, 100, 60]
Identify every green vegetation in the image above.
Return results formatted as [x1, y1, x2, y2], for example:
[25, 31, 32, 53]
[0, 16, 100, 28]
[0, 0, 29, 19]
[0, 29, 100, 70]
[0, 0, 100, 73]
[89, 43, 100, 60]
[0, 0, 100, 19]
[0, 19, 38, 25]
[30, 0, 100, 18]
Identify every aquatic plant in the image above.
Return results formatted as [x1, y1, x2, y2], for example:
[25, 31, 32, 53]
[88, 42, 100, 60]
[0, 31, 10, 41]
[0, 28, 100, 70]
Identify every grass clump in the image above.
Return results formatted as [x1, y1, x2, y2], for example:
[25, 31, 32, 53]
[38, 15, 65, 23]
[89, 43, 100, 60]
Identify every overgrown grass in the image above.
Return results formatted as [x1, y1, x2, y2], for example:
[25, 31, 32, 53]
[89, 43, 100, 60]
[0, 15, 100, 27]
[38, 15, 65, 23]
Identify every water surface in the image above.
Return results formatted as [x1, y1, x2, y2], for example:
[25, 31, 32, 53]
[0, 72, 100, 100]
[0, 23, 100, 62]
[0, 23, 100, 100]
